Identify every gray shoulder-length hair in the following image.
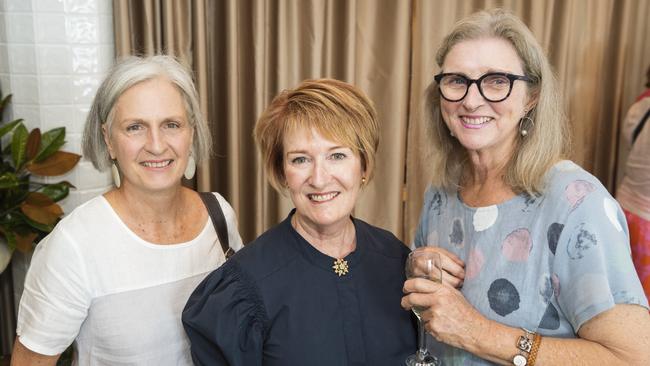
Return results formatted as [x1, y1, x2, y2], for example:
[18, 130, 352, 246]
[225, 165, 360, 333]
[425, 8, 571, 196]
[82, 55, 212, 170]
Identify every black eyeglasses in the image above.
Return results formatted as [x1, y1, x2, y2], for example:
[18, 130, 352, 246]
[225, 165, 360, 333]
[434, 72, 532, 102]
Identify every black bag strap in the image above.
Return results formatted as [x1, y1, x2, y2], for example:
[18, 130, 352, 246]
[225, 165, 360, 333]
[632, 107, 650, 145]
[198, 192, 234, 259]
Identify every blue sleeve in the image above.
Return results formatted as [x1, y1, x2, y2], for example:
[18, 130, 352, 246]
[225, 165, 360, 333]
[552, 185, 649, 331]
[182, 260, 268, 366]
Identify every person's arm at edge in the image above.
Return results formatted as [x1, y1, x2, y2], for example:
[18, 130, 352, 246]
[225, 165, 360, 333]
[10, 337, 60, 366]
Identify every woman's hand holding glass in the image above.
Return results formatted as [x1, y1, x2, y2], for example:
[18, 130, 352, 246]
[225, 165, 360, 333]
[402, 247, 488, 359]
[413, 246, 466, 288]
[405, 249, 443, 366]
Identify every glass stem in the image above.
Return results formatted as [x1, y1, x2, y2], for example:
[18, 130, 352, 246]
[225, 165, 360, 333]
[417, 319, 428, 360]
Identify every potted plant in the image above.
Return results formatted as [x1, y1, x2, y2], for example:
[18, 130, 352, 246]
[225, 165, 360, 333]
[0, 92, 81, 272]
[0, 92, 81, 361]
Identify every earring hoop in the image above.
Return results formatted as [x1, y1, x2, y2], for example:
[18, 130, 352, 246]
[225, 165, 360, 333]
[184, 155, 196, 180]
[111, 161, 121, 188]
[519, 116, 535, 137]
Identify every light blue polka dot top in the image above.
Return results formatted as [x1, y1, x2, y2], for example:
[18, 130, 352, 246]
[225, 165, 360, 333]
[414, 160, 649, 365]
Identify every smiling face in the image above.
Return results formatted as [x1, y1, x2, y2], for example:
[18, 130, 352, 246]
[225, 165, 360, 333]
[283, 128, 364, 232]
[440, 37, 534, 161]
[104, 77, 193, 194]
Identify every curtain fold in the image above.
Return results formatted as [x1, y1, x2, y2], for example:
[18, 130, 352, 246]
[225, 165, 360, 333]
[113, 0, 650, 245]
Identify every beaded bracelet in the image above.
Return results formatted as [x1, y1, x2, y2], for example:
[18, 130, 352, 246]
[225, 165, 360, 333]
[527, 333, 542, 366]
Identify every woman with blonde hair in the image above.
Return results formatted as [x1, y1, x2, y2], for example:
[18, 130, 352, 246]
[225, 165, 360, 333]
[402, 9, 650, 366]
[183, 78, 416, 365]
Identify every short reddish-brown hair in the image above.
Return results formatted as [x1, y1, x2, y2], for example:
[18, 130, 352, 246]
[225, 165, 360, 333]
[254, 79, 379, 192]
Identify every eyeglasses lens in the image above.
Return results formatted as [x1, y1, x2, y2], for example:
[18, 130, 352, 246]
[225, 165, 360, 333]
[439, 74, 511, 102]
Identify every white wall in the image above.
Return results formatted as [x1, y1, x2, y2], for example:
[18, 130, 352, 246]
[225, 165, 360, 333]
[0, 0, 115, 312]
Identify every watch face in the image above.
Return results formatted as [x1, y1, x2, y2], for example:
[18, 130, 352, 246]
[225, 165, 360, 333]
[513, 354, 527, 366]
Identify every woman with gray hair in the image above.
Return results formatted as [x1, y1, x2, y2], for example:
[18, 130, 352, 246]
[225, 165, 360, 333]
[11, 55, 242, 365]
[402, 9, 650, 366]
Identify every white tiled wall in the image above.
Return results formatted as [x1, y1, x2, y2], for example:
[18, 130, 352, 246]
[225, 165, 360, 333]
[0, 0, 114, 214]
[0, 0, 115, 312]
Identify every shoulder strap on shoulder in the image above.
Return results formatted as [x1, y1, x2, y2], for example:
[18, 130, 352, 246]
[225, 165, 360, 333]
[198, 192, 234, 259]
[632, 107, 650, 145]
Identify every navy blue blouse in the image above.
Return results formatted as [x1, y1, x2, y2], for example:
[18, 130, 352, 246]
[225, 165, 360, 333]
[182, 211, 416, 366]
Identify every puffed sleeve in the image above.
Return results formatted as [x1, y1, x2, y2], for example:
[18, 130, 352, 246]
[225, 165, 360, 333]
[16, 226, 91, 355]
[182, 259, 268, 366]
[552, 184, 649, 331]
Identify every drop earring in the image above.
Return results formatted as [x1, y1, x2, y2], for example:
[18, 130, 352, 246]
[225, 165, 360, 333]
[519, 114, 535, 137]
[184, 155, 196, 180]
[111, 160, 121, 188]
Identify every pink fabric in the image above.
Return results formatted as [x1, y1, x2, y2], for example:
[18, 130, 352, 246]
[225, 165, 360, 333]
[635, 89, 650, 102]
[624, 209, 650, 302]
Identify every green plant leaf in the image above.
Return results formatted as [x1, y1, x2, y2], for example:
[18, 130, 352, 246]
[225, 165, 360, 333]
[0, 172, 20, 189]
[34, 127, 66, 163]
[25, 128, 42, 161]
[40, 182, 71, 201]
[11, 123, 28, 170]
[0, 228, 17, 251]
[18, 212, 54, 233]
[0, 94, 12, 118]
[0, 119, 22, 139]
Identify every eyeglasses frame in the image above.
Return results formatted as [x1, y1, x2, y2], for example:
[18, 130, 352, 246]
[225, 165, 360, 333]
[433, 72, 533, 103]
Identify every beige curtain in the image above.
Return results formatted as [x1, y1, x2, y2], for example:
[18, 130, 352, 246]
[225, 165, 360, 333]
[112, 0, 650, 244]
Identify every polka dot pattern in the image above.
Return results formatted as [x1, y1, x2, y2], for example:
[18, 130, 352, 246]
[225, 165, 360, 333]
[466, 248, 484, 280]
[603, 198, 622, 232]
[551, 273, 561, 298]
[566, 223, 597, 260]
[473, 205, 498, 232]
[450, 218, 464, 248]
[429, 191, 445, 216]
[539, 274, 554, 303]
[547, 223, 564, 255]
[538, 302, 560, 330]
[488, 279, 520, 317]
[502, 228, 532, 262]
[414, 159, 648, 363]
[565, 180, 596, 211]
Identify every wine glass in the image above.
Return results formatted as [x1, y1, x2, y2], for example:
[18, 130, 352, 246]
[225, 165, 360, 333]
[405, 249, 442, 366]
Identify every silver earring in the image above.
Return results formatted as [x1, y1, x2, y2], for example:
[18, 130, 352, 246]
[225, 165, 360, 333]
[519, 116, 534, 137]
[111, 161, 121, 188]
[184, 155, 196, 180]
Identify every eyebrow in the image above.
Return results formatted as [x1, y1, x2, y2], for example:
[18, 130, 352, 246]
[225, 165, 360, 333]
[285, 145, 349, 155]
[117, 116, 187, 124]
[441, 68, 519, 77]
